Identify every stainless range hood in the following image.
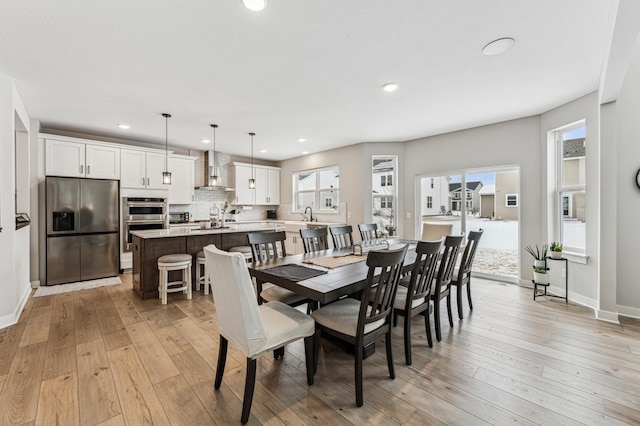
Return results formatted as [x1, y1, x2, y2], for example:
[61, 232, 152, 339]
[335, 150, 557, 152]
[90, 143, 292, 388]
[195, 150, 234, 191]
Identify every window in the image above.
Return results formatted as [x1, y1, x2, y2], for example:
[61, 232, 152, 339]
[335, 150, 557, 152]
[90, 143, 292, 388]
[372, 155, 398, 236]
[293, 166, 339, 212]
[427, 196, 433, 209]
[553, 121, 586, 252]
[506, 194, 518, 207]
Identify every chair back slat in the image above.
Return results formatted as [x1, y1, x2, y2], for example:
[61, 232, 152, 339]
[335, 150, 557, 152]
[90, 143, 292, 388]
[460, 229, 484, 275]
[358, 223, 378, 241]
[407, 239, 443, 304]
[433, 234, 464, 299]
[358, 245, 408, 328]
[248, 231, 287, 261]
[329, 225, 354, 249]
[300, 227, 329, 253]
[203, 245, 265, 357]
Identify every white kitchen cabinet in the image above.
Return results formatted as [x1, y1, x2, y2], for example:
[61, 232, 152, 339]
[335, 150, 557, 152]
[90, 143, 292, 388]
[255, 167, 280, 205]
[233, 162, 280, 205]
[285, 231, 304, 255]
[168, 155, 196, 204]
[234, 163, 255, 205]
[121, 149, 168, 189]
[46, 139, 120, 179]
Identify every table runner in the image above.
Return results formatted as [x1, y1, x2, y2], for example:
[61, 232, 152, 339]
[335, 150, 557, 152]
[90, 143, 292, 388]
[302, 242, 410, 269]
[262, 264, 327, 281]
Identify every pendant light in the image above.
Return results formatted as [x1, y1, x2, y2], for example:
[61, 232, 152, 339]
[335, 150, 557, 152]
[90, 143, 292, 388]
[162, 113, 172, 185]
[248, 132, 256, 189]
[210, 124, 219, 186]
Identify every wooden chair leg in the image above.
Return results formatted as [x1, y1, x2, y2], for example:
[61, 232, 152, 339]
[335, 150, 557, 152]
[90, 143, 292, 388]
[457, 284, 464, 320]
[273, 346, 284, 359]
[467, 278, 473, 311]
[403, 313, 412, 365]
[313, 328, 321, 375]
[214, 336, 228, 389]
[424, 309, 433, 348]
[304, 336, 314, 385]
[256, 280, 264, 305]
[385, 329, 395, 379]
[434, 300, 442, 341]
[241, 358, 257, 425]
[355, 345, 364, 407]
[446, 294, 454, 327]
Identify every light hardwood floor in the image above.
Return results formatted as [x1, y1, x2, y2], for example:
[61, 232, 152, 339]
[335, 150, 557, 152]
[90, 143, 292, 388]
[1, 275, 640, 425]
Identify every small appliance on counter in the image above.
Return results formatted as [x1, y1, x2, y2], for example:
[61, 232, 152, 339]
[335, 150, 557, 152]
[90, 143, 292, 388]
[169, 211, 190, 224]
[267, 209, 278, 219]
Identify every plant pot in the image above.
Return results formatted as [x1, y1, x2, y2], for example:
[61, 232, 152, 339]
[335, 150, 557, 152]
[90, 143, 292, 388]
[534, 260, 546, 269]
[550, 251, 562, 259]
[533, 271, 549, 284]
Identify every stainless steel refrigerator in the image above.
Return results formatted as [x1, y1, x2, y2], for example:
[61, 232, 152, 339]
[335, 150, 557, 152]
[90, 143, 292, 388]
[46, 177, 120, 285]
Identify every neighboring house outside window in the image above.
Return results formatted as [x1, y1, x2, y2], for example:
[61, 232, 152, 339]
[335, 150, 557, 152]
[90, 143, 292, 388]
[506, 194, 518, 207]
[293, 166, 339, 212]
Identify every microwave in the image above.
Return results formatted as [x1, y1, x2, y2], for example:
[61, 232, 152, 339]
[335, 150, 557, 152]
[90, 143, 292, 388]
[169, 211, 190, 224]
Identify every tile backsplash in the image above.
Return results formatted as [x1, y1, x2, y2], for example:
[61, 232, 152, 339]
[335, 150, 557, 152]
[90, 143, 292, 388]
[169, 190, 270, 222]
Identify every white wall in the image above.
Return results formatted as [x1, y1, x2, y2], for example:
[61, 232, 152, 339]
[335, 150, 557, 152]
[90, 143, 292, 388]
[615, 39, 640, 317]
[403, 116, 541, 282]
[0, 75, 32, 328]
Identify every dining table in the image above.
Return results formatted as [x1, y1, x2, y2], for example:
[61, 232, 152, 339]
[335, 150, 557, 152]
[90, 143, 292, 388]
[248, 239, 418, 305]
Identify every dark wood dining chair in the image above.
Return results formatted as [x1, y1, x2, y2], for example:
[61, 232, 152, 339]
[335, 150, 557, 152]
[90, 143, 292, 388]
[203, 245, 315, 425]
[329, 225, 354, 249]
[452, 229, 484, 319]
[311, 245, 408, 407]
[247, 231, 307, 308]
[300, 227, 329, 253]
[431, 234, 464, 341]
[358, 223, 378, 241]
[393, 239, 443, 365]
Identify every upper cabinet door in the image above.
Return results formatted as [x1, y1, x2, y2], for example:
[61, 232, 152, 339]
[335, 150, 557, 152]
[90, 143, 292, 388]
[45, 139, 85, 177]
[267, 168, 280, 205]
[168, 156, 195, 204]
[145, 152, 168, 189]
[120, 149, 146, 188]
[234, 164, 254, 205]
[85, 144, 120, 179]
[254, 167, 269, 205]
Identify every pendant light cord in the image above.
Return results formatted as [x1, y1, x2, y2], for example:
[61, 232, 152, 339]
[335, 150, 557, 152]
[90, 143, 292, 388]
[162, 113, 171, 172]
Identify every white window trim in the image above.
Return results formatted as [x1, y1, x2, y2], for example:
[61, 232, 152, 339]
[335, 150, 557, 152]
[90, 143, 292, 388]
[505, 193, 518, 207]
[292, 165, 339, 213]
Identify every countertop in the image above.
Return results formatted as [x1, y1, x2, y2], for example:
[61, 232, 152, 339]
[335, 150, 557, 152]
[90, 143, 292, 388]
[132, 223, 284, 239]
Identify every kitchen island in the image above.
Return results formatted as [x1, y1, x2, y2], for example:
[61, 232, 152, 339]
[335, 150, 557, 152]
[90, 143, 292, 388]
[130, 224, 283, 299]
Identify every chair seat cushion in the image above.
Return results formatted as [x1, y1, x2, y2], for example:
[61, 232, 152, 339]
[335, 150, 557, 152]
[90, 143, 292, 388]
[311, 298, 385, 337]
[394, 285, 426, 310]
[261, 284, 307, 305]
[250, 301, 315, 358]
[196, 250, 205, 260]
[228, 245, 252, 254]
[398, 275, 410, 288]
[158, 253, 192, 264]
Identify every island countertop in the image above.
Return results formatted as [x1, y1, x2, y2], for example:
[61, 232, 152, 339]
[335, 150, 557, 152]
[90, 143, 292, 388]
[131, 223, 285, 239]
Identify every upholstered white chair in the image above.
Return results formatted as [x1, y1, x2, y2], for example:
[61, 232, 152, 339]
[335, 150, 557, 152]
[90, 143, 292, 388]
[203, 245, 315, 424]
[421, 222, 453, 241]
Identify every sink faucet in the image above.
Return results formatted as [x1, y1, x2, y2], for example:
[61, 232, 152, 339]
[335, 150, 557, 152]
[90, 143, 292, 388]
[304, 207, 317, 222]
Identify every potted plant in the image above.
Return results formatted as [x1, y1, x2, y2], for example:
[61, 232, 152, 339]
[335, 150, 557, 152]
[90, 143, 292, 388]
[525, 244, 548, 269]
[533, 268, 549, 284]
[549, 242, 563, 259]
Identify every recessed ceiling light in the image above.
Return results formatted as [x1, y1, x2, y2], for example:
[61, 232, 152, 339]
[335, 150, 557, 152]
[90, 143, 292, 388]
[382, 83, 398, 92]
[482, 37, 515, 56]
[201, 139, 210, 144]
[117, 124, 130, 129]
[260, 149, 267, 153]
[242, 0, 267, 11]
[302, 151, 309, 155]
[297, 137, 306, 143]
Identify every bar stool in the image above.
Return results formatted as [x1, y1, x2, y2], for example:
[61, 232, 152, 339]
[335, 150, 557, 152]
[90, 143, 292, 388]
[158, 253, 192, 304]
[228, 245, 253, 262]
[195, 250, 212, 295]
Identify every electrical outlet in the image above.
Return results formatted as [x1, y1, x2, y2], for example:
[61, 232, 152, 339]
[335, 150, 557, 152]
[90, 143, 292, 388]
[561, 268, 566, 278]
[348, 212, 352, 219]
[406, 212, 411, 219]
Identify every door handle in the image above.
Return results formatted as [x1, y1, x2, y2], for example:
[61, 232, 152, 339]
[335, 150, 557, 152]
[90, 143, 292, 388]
[147, 177, 150, 186]
[142, 177, 145, 186]
[80, 165, 83, 174]
[87, 165, 91, 175]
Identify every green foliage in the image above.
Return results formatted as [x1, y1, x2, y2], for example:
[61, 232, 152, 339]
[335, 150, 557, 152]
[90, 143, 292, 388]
[533, 268, 547, 274]
[550, 241, 563, 252]
[524, 244, 548, 261]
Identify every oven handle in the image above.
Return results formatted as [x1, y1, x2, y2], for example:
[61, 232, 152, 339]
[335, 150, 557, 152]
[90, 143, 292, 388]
[125, 219, 167, 224]
[125, 201, 167, 206]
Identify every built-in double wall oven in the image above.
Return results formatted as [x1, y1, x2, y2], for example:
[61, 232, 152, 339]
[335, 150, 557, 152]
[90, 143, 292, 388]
[123, 197, 167, 251]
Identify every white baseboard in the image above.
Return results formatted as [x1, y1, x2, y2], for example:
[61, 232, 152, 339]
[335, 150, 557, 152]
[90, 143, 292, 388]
[595, 309, 620, 324]
[0, 283, 32, 329]
[617, 304, 640, 320]
[31, 279, 41, 288]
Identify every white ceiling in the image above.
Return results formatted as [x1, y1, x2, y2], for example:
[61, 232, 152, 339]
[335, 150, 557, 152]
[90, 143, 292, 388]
[0, 0, 616, 161]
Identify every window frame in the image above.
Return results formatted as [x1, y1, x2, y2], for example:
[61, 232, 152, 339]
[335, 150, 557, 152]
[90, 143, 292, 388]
[292, 165, 339, 213]
[505, 194, 518, 207]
